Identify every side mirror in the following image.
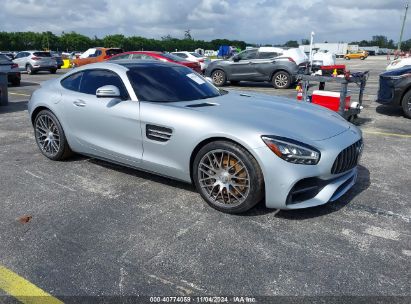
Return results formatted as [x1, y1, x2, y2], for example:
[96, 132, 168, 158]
[96, 85, 121, 98]
[232, 56, 240, 62]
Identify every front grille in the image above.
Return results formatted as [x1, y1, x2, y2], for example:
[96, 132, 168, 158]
[331, 139, 363, 174]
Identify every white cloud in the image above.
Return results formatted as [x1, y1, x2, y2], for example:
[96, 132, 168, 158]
[0, 0, 409, 43]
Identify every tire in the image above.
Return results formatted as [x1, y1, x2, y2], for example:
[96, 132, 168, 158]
[34, 110, 73, 160]
[11, 78, 20, 86]
[230, 80, 240, 85]
[272, 71, 291, 89]
[345, 56, 350, 60]
[360, 56, 365, 60]
[211, 69, 226, 86]
[401, 90, 411, 119]
[193, 141, 264, 214]
[26, 64, 34, 75]
[50, 69, 57, 74]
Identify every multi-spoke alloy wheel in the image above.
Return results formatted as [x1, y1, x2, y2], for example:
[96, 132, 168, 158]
[34, 110, 72, 160]
[193, 141, 264, 213]
[272, 71, 291, 89]
[36, 114, 61, 157]
[198, 149, 250, 207]
[211, 70, 226, 86]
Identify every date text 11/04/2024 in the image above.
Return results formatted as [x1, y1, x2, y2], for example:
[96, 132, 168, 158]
[149, 296, 257, 303]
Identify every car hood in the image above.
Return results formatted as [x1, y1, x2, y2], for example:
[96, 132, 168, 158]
[182, 91, 351, 142]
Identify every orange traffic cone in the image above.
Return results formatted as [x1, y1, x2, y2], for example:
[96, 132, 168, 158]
[296, 84, 303, 101]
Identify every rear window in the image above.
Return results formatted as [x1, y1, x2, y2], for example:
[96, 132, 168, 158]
[106, 49, 124, 56]
[160, 53, 187, 62]
[33, 52, 51, 57]
[0, 54, 11, 61]
[190, 52, 203, 58]
[127, 65, 221, 102]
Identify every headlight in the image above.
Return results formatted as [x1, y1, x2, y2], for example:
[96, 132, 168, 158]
[261, 136, 321, 165]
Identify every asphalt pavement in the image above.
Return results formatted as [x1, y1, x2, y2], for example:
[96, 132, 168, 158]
[0, 57, 410, 301]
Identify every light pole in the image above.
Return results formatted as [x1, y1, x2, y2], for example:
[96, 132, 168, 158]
[398, 2, 409, 51]
[309, 31, 315, 71]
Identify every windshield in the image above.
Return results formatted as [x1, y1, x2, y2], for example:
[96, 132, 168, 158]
[127, 65, 221, 102]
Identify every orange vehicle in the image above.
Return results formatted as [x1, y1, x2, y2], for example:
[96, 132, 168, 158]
[344, 50, 368, 60]
[72, 47, 123, 67]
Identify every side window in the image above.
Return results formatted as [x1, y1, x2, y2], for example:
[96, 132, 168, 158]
[175, 53, 187, 58]
[131, 54, 143, 59]
[238, 50, 257, 60]
[95, 50, 102, 57]
[79, 69, 129, 100]
[111, 54, 130, 60]
[15, 53, 22, 59]
[142, 54, 156, 60]
[61, 72, 83, 92]
[258, 52, 278, 59]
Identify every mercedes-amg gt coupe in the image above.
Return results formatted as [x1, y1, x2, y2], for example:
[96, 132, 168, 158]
[28, 60, 363, 214]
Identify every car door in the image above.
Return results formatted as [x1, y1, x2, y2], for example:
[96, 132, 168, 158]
[13, 52, 27, 70]
[59, 69, 143, 165]
[228, 49, 258, 80]
[254, 51, 279, 80]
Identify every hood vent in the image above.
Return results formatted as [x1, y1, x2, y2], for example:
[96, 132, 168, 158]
[186, 102, 217, 108]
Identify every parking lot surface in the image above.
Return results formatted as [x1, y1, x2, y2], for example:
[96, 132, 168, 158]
[0, 57, 410, 300]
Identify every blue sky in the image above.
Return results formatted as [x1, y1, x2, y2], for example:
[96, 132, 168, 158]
[1, 0, 409, 44]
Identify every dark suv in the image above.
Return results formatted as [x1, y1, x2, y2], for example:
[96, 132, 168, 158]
[377, 66, 411, 118]
[205, 47, 307, 89]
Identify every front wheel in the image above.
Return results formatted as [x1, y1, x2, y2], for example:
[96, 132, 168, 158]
[272, 71, 291, 89]
[345, 56, 350, 60]
[34, 110, 73, 160]
[402, 90, 411, 119]
[50, 69, 57, 74]
[360, 56, 365, 60]
[193, 141, 264, 214]
[211, 70, 226, 87]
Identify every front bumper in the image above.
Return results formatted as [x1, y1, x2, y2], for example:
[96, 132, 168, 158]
[253, 127, 362, 209]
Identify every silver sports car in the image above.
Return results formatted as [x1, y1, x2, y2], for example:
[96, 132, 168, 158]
[28, 60, 363, 214]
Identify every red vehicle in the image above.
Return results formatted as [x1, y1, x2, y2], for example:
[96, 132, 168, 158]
[108, 51, 201, 73]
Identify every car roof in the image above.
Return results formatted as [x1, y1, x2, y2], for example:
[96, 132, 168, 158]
[69, 59, 184, 72]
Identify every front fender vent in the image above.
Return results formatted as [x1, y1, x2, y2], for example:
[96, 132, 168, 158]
[146, 124, 172, 142]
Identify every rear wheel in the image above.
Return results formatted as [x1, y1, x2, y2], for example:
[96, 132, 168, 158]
[401, 90, 411, 119]
[34, 110, 72, 160]
[272, 71, 291, 89]
[345, 56, 350, 60]
[193, 141, 264, 214]
[50, 69, 57, 74]
[360, 56, 365, 60]
[26, 64, 34, 75]
[211, 69, 226, 86]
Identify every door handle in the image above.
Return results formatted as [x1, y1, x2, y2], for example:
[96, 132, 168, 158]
[73, 100, 86, 107]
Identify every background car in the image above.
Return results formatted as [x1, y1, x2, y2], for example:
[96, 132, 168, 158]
[386, 57, 411, 71]
[344, 51, 368, 60]
[50, 51, 63, 69]
[109, 51, 201, 73]
[72, 47, 123, 67]
[0, 53, 21, 86]
[172, 51, 210, 72]
[377, 65, 411, 118]
[28, 60, 362, 214]
[0, 52, 15, 60]
[13, 51, 57, 74]
[205, 47, 308, 89]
